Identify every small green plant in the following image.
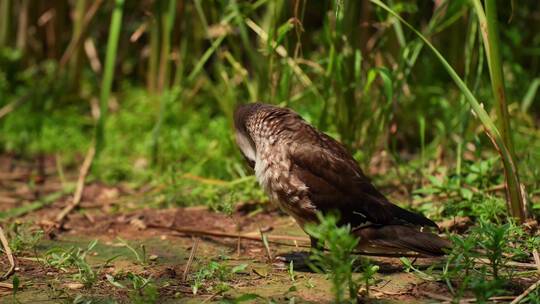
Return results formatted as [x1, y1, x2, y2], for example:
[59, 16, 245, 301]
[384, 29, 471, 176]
[306, 213, 365, 303]
[5, 222, 43, 254]
[359, 259, 379, 298]
[45, 240, 99, 287]
[162, 173, 266, 213]
[191, 261, 247, 295]
[105, 272, 158, 304]
[116, 238, 147, 265]
[126, 272, 158, 304]
[288, 261, 296, 282]
[440, 220, 534, 301]
[11, 275, 20, 304]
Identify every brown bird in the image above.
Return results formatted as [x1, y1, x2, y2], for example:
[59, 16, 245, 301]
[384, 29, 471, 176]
[234, 103, 450, 256]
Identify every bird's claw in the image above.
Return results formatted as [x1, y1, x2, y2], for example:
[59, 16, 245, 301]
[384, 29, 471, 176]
[273, 251, 312, 271]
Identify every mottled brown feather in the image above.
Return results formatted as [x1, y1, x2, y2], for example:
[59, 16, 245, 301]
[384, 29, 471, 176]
[234, 102, 449, 256]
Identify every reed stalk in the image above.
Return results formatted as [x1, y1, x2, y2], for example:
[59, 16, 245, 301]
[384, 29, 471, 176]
[472, 0, 527, 221]
[157, 0, 176, 92]
[95, 0, 124, 155]
[371, 0, 527, 223]
[147, 22, 159, 92]
[471, 0, 513, 154]
[15, 0, 29, 51]
[69, 0, 87, 92]
[0, 0, 11, 48]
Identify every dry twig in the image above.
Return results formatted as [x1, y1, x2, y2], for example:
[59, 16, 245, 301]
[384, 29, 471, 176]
[510, 279, 540, 304]
[182, 238, 199, 282]
[420, 291, 452, 302]
[0, 95, 30, 120]
[0, 226, 16, 280]
[442, 296, 516, 303]
[259, 227, 273, 262]
[532, 249, 540, 273]
[476, 258, 540, 270]
[56, 145, 95, 225]
[148, 224, 430, 258]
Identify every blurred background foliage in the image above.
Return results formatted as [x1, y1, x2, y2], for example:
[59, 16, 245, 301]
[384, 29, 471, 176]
[0, 0, 538, 212]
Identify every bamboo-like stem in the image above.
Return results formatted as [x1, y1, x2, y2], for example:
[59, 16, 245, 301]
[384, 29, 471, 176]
[0, 0, 11, 48]
[471, 0, 527, 221]
[371, 0, 527, 223]
[59, 0, 104, 69]
[69, 0, 87, 92]
[157, 0, 176, 92]
[151, 0, 176, 164]
[15, 0, 29, 51]
[95, 0, 124, 154]
[147, 16, 160, 92]
[473, 0, 514, 157]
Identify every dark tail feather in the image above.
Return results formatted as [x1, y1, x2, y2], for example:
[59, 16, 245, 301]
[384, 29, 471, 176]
[354, 225, 451, 257]
[388, 204, 439, 229]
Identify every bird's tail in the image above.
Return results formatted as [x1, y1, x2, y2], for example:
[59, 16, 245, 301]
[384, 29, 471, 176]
[353, 225, 451, 257]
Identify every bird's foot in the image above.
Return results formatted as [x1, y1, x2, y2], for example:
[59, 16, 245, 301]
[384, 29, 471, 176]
[273, 251, 312, 271]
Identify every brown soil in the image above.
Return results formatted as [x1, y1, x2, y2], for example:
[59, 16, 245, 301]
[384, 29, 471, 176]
[0, 154, 534, 303]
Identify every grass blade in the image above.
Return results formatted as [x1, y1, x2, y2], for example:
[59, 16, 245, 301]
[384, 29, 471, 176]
[370, 0, 527, 222]
[95, 0, 124, 154]
[472, 0, 514, 157]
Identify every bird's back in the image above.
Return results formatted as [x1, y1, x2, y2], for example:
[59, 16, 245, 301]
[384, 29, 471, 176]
[234, 103, 450, 256]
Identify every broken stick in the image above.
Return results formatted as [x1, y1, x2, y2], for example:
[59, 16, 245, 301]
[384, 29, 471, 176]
[56, 145, 95, 225]
[182, 238, 200, 282]
[0, 226, 15, 280]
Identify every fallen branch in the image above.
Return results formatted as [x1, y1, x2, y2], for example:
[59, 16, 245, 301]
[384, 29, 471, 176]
[420, 291, 452, 302]
[147, 224, 430, 258]
[533, 249, 540, 273]
[56, 145, 96, 225]
[147, 224, 309, 243]
[510, 279, 540, 304]
[0, 226, 16, 280]
[476, 258, 540, 270]
[442, 296, 516, 303]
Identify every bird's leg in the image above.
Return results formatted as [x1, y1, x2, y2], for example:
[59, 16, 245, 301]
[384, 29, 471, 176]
[273, 236, 321, 271]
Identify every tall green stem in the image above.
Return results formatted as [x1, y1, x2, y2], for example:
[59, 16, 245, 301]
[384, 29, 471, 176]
[157, 0, 176, 92]
[0, 0, 11, 48]
[371, 0, 527, 223]
[95, 0, 124, 155]
[471, 0, 526, 221]
[473, 0, 514, 157]
[69, 0, 87, 92]
[147, 16, 160, 92]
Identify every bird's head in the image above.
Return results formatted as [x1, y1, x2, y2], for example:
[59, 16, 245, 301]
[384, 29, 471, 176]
[233, 103, 263, 168]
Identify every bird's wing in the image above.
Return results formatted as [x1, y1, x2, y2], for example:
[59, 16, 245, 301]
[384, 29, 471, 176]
[288, 136, 437, 228]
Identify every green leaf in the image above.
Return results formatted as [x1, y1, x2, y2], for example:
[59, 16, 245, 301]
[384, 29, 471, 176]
[106, 274, 126, 289]
[12, 275, 20, 295]
[276, 20, 294, 45]
[460, 188, 474, 200]
[231, 263, 248, 274]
